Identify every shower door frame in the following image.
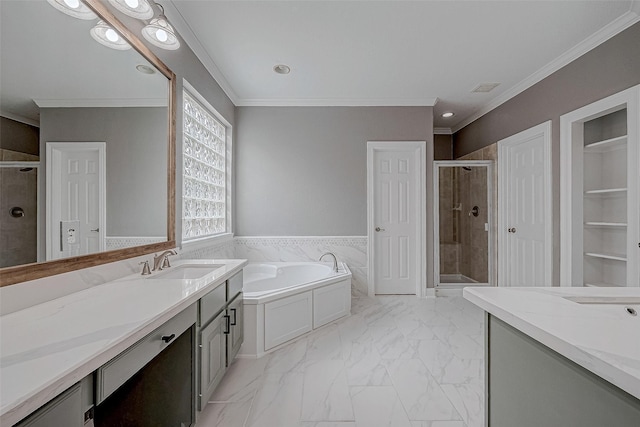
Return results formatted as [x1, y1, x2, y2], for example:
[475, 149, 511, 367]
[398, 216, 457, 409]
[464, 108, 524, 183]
[433, 160, 494, 288]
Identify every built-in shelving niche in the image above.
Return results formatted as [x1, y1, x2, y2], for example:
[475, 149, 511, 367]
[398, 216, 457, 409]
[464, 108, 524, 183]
[560, 85, 639, 288]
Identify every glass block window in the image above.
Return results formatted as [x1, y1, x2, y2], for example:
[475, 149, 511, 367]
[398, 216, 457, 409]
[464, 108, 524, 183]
[182, 89, 228, 240]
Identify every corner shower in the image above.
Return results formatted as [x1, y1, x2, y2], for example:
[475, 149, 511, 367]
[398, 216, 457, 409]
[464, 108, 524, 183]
[434, 160, 493, 287]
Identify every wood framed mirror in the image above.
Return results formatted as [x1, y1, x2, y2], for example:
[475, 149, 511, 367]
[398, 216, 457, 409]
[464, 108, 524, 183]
[0, 0, 176, 286]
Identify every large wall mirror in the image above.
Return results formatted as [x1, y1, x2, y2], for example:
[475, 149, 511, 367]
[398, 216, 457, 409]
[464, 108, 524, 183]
[0, 0, 176, 286]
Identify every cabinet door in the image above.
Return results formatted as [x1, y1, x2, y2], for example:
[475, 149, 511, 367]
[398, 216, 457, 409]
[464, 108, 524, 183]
[16, 383, 82, 427]
[199, 311, 227, 410]
[227, 293, 244, 364]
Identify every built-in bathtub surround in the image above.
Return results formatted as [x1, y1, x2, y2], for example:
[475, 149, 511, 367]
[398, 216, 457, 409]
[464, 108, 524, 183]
[240, 262, 352, 358]
[235, 236, 368, 296]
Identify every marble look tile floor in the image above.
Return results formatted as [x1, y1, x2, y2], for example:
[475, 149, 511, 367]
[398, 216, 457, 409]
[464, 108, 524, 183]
[196, 294, 485, 427]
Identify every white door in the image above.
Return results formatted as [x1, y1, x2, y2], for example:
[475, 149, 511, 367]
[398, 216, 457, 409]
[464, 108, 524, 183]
[367, 142, 426, 295]
[498, 122, 552, 286]
[47, 143, 106, 260]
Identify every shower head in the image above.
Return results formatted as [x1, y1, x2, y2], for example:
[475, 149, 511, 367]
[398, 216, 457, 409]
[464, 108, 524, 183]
[19, 168, 34, 172]
[462, 166, 472, 171]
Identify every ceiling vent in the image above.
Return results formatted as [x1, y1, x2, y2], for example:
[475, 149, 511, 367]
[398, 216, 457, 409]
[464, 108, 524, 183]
[471, 83, 500, 93]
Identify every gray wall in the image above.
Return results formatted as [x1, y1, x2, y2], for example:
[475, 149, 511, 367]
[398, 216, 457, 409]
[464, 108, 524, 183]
[235, 106, 433, 236]
[40, 107, 167, 239]
[0, 117, 39, 156]
[434, 134, 453, 160]
[115, 13, 236, 245]
[453, 22, 640, 286]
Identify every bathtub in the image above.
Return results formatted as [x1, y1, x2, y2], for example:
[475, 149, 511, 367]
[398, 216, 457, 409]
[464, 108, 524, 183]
[240, 262, 352, 358]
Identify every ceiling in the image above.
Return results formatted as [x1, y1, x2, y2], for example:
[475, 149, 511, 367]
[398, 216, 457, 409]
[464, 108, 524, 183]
[0, 1, 168, 125]
[166, 0, 640, 131]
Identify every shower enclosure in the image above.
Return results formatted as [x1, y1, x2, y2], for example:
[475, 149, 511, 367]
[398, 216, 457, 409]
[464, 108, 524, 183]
[434, 160, 493, 287]
[0, 163, 39, 268]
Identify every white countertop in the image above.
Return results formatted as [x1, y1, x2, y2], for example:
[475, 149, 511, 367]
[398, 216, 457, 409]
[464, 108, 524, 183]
[0, 258, 247, 426]
[463, 286, 640, 400]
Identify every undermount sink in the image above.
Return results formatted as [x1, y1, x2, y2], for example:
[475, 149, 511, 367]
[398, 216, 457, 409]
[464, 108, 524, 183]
[148, 264, 226, 280]
[564, 296, 639, 317]
[563, 296, 640, 305]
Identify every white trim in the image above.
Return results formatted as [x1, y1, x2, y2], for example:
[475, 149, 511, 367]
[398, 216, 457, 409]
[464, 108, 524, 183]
[560, 85, 640, 287]
[433, 160, 494, 288]
[0, 161, 39, 168]
[497, 121, 553, 287]
[235, 98, 438, 107]
[46, 142, 107, 260]
[367, 141, 427, 297]
[179, 232, 235, 252]
[452, 9, 640, 134]
[434, 127, 453, 135]
[164, 1, 239, 105]
[0, 111, 40, 127]
[33, 98, 168, 108]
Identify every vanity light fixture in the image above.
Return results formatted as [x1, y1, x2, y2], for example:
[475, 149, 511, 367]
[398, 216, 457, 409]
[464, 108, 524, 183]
[442, 112, 455, 118]
[90, 20, 132, 50]
[273, 64, 291, 75]
[46, 0, 97, 20]
[108, 0, 154, 20]
[141, 3, 180, 50]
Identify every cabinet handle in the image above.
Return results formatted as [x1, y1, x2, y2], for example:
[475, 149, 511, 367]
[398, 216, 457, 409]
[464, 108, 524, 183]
[224, 315, 231, 334]
[230, 308, 237, 326]
[161, 334, 176, 343]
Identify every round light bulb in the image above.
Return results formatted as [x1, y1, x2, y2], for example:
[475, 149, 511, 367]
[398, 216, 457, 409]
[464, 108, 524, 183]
[156, 29, 168, 42]
[125, 0, 140, 7]
[105, 28, 119, 42]
[64, 0, 80, 8]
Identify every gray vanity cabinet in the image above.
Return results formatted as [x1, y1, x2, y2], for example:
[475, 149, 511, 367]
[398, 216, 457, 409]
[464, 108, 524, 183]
[227, 293, 244, 362]
[198, 310, 227, 409]
[15, 383, 83, 427]
[197, 270, 244, 411]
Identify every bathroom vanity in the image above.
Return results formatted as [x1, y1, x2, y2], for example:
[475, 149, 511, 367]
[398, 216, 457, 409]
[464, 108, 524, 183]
[464, 287, 640, 427]
[0, 259, 247, 426]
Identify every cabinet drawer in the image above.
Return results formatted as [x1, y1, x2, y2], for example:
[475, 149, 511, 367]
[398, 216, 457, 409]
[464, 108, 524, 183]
[200, 283, 226, 326]
[96, 304, 196, 404]
[227, 270, 243, 300]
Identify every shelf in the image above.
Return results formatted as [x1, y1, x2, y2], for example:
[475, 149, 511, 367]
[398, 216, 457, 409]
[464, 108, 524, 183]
[584, 188, 627, 195]
[584, 222, 627, 228]
[584, 252, 627, 262]
[583, 135, 627, 152]
[584, 282, 623, 288]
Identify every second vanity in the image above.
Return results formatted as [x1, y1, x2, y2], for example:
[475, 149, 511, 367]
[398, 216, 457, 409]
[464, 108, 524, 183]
[464, 286, 640, 427]
[0, 258, 248, 426]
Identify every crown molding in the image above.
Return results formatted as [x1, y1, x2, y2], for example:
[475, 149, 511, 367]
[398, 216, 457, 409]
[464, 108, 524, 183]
[434, 127, 452, 135]
[0, 110, 40, 127]
[165, 1, 239, 105]
[235, 98, 438, 107]
[33, 98, 167, 108]
[452, 7, 640, 134]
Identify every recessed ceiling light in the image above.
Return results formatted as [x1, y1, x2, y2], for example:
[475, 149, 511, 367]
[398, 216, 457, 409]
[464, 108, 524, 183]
[273, 64, 291, 75]
[136, 64, 156, 75]
[442, 112, 455, 118]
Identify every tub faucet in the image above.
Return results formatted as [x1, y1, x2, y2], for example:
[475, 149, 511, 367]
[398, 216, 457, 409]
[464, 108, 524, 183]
[153, 250, 177, 271]
[319, 252, 339, 272]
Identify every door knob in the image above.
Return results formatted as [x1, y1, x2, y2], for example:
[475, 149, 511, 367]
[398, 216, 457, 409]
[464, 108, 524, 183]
[375, 227, 385, 232]
[508, 227, 517, 233]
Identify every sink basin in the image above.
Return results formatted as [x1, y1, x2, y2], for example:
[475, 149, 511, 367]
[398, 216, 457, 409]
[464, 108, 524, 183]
[148, 264, 226, 280]
[564, 296, 640, 305]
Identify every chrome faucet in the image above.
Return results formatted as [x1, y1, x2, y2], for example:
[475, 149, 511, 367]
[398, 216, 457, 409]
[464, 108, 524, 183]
[319, 252, 339, 272]
[153, 250, 177, 271]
